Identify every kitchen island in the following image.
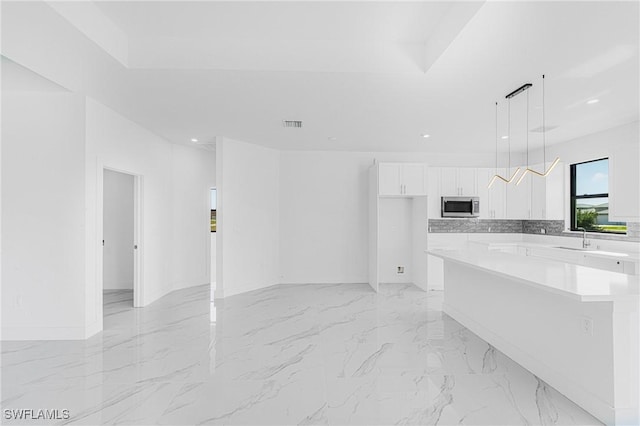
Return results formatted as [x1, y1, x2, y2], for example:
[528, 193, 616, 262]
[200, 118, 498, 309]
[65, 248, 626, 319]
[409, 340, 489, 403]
[428, 247, 639, 426]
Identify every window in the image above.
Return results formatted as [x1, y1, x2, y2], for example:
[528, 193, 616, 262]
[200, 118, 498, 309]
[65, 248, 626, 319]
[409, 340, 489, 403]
[570, 158, 626, 234]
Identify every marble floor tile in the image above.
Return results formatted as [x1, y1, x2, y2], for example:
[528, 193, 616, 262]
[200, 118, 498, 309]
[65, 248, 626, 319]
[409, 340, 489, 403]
[1, 283, 601, 425]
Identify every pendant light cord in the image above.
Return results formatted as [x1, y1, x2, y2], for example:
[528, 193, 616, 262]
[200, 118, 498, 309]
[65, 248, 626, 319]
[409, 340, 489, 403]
[495, 101, 498, 174]
[542, 74, 546, 166]
[508, 98, 511, 171]
[526, 89, 529, 168]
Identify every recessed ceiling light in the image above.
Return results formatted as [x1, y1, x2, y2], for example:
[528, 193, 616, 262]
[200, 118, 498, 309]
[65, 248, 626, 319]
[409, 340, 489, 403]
[328, 137, 337, 141]
[191, 138, 199, 142]
[587, 99, 600, 104]
[501, 135, 509, 139]
[421, 134, 430, 139]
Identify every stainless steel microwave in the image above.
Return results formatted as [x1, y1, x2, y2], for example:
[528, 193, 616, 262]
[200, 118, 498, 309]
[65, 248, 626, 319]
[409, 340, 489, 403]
[441, 196, 480, 217]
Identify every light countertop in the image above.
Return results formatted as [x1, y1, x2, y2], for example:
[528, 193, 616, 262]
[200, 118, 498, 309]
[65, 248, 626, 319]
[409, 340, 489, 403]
[464, 240, 640, 262]
[427, 247, 640, 303]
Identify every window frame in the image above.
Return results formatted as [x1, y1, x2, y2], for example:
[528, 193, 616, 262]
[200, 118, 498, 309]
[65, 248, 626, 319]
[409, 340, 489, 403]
[569, 157, 625, 234]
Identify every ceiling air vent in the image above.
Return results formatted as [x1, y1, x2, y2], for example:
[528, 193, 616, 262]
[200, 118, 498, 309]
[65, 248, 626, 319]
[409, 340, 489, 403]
[282, 120, 303, 128]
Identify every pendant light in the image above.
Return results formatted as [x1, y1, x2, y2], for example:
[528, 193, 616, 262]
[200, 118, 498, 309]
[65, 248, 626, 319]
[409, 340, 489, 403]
[488, 98, 521, 188]
[516, 74, 561, 185]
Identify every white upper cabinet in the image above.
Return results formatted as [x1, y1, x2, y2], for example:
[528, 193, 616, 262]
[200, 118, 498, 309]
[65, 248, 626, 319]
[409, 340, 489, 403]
[439, 168, 478, 196]
[610, 143, 640, 221]
[402, 163, 428, 196]
[376, 163, 427, 196]
[482, 168, 507, 219]
[476, 168, 490, 218]
[430, 165, 565, 220]
[427, 167, 441, 219]
[458, 168, 478, 196]
[530, 161, 564, 220]
[489, 179, 507, 219]
[378, 163, 402, 196]
[439, 168, 458, 196]
[506, 167, 531, 219]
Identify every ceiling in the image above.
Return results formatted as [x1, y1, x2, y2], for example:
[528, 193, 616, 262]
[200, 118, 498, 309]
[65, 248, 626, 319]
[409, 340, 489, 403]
[59, 1, 640, 152]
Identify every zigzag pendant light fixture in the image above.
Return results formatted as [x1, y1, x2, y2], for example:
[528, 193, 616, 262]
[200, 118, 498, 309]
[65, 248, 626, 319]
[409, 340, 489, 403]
[516, 74, 561, 185]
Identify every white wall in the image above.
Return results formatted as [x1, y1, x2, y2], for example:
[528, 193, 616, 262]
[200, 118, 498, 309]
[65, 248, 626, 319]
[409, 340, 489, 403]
[531, 121, 639, 226]
[85, 97, 171, 329]
[219, 122, 639, 293]
[378, 198, 414, 283]
[210, 189, 217, 287]
[216, 138, 280, 298]
[530, 121, 639, 166]
[2, 91, 87, 340]
[170, 144, 216, 291]
[210, 233, 217, 287]
[2, 92, 215, 340]
[278, 151, 498, 286]
[85, 98, 215, 333]
[278, 152, 369, 284]
[102, 169, 134, 290]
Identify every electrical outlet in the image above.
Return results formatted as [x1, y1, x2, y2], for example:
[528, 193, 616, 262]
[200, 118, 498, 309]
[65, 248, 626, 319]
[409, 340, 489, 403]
[580, 317, 593, 336]
[541, 228, 546, 234]
[397, 266, 404, 274]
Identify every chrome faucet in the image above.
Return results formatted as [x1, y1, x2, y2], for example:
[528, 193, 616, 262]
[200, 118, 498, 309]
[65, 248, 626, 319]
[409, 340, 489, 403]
[576, 227, 591, 249]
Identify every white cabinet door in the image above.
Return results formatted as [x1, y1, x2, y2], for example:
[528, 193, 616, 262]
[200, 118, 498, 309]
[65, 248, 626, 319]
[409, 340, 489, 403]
[506, 167, 531, 219]
[378, 164, 401, 196]
[439, 168, 477, 196]
[531, 169, 546, 219]
[479, 168, 506, 219]
[530, 161, 564, 220]
[477, 169, 490, 218]
[584, 255, 625, 273]
[458, 168, 478, 196]
[487, 169, 507, 219]
[402, 164, 426, 196]
[610, 143, 640, 221]
[545, 162, 564, 220]
[427, 168, 441, 219]
[439, 168, 458, 196]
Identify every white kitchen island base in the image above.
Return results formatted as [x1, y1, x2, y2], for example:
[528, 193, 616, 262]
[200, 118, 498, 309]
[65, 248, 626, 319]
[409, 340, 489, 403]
[430, 249, 639, 426]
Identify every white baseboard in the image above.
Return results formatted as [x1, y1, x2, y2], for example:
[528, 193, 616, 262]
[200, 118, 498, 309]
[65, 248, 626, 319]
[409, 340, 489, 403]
[84, 320, 101, 339]
[1, 325, 88, 341]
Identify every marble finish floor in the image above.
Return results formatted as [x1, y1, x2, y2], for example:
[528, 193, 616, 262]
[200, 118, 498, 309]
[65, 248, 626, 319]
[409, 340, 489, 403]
[1, 283, 601, 425]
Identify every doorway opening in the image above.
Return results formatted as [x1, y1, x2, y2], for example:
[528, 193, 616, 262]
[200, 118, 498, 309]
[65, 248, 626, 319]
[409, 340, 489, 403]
[102, 168, 142, 325]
